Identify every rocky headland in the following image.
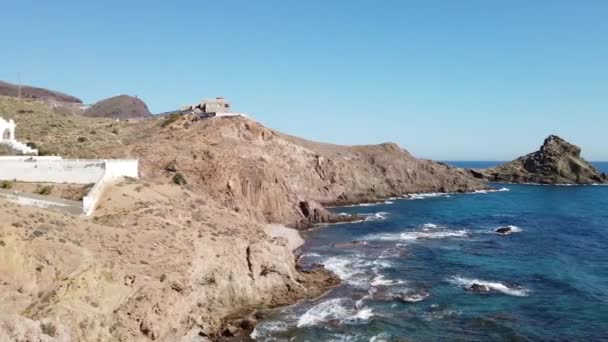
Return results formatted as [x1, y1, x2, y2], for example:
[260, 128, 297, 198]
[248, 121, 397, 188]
[0, 95, 488, 341]
[470, 135, 606, 185]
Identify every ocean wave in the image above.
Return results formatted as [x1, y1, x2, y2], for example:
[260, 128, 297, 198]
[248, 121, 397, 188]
[371, 274, 401, 286]
[405, 192, 451, 200]
[339, 200, 396, 208]
[296, 298, 374, 327]
[448, 276, 530, 297]
[364, 229, 468, 242]
[471, 187, 510, 194]
[362, 212, 389, 221]
[421, 223, 444, 230]
[250, 320, 289, 340]
[322, 255, 371, 287]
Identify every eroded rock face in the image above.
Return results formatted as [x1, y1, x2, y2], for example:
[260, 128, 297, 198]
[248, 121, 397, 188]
[114, 115, 488, 228]
[473, 135, 606, 185]
[0, 182, 336, 341]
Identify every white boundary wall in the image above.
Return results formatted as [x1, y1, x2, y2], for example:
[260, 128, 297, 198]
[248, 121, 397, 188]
[0, 158, 138, 215]
[0, 156, 62, 161]
[82, 160, 139, 215]
[0, 159, 106, 184]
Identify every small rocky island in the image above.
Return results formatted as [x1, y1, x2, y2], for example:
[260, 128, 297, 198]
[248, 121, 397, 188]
[471, 135, 606, 185]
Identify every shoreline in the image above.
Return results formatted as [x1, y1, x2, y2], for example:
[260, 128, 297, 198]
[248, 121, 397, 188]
[239, 184, 521, 339]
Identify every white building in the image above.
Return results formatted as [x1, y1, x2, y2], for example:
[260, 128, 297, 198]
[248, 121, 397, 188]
[0, 117, 38, 155]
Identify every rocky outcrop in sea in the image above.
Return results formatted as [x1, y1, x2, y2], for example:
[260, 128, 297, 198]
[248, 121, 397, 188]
[470, 135, 606, 185]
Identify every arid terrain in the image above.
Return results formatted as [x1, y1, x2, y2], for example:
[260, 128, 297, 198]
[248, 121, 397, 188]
[0, 95, 488, 341]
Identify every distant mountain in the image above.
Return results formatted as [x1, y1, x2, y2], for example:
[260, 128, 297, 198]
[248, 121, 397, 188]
[471, 135, 606, 184]
[83, 95, 151, 119]
[0, 80, 82, 103]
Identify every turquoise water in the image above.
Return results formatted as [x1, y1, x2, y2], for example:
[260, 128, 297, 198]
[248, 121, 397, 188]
[253, 162, 608, 341]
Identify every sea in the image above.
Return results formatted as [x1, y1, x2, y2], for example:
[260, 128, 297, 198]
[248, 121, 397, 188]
[252, 162, 608, 342]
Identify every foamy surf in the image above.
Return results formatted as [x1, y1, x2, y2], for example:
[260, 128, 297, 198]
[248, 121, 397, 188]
[296, 298, 374, 327]
[471, 187, 510, 194]
[405, 192, 451, 200]
[448, 276, 530, 297]
[362, 212, 389, 221]
[364, 229, 468, 242]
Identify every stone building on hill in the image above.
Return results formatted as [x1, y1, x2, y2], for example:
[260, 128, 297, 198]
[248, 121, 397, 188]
[181, 97, 234, 116]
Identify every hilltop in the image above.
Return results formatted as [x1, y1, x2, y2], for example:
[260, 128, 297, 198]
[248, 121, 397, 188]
[83, 95, 152, 119]
[0, 80, 82, 104]
[471, 135, 606, 184]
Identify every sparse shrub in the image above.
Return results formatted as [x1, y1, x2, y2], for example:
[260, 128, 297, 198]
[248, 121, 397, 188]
[36, 185, 53, 195]
[26, 142, 38, 149]
[160, 113, 181, 128]
[0, 180, 13, 189]
[172, 172, 187, 185]
[77, 136, 87, 143]
[111, 128, 119, 134]
[40, 322, 56, 337]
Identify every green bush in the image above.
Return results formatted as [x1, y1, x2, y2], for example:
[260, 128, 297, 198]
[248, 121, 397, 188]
[0, 180, 13, 189]
[172, 172, 187, 185]
[36, 185, 53, 195]
[160, 113, 182, 128]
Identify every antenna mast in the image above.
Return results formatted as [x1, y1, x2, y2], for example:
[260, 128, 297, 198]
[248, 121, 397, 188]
[17, 73, 22, 99]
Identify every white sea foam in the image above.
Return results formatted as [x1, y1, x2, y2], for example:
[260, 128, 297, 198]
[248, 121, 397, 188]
[406, 192, 451, 200]
[362, 212, 389, 221]
[471, 187, 510, 194]
[398, 292, 429, 302]
[300, 252, 322, 258]
[448, 276, 530, 297]
[371, 274, 395, 286]
[297, 298, 374, 327]
[494, 225, 523, 234]
[323, 255, 372, 287]
[365, 229, 468, 242]
[250, 320, 289, 340]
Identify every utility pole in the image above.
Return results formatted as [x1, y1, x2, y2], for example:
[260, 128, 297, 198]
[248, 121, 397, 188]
[17, 72, 22, 99]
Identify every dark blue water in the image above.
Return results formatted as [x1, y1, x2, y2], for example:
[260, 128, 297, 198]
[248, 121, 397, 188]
[253, 163, 608, 342]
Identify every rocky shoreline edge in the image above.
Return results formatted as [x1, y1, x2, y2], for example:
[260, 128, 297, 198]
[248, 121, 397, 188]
[216, 187, 504, 340]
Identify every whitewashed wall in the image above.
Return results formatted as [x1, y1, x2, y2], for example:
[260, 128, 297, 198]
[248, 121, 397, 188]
[82, 159, 138, 215]
[0, 156, 62, 161]
[0, 160, 105, 184]
[0, 158, 139, 215]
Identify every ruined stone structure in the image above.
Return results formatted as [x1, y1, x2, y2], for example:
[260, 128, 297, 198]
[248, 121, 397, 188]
[0, 117, 38, 155]
[181, 97, 234, 115]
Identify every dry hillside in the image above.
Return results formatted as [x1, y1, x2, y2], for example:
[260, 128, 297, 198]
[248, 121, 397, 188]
[0, 97, 488, 341]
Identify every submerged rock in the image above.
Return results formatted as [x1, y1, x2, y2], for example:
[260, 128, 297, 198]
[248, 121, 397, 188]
[472, 135, 606, 185]
[392, 290, 430, 303]
[469, 283, 492, 293]
[495, 226, 513, 235]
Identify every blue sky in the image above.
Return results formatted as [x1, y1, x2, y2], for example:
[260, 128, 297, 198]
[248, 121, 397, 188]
[1, 1, 606, 160]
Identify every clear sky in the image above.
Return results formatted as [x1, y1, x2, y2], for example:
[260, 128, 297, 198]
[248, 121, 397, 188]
[1, 1, 606, 160]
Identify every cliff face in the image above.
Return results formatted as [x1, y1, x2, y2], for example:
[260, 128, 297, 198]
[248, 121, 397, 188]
[0, 182, 335, 341]
[104, 114, 487, 228]
[472, 135, 606, 184]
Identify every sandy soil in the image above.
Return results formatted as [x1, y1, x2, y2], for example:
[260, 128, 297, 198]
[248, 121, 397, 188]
[264, 224, 305, 251]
